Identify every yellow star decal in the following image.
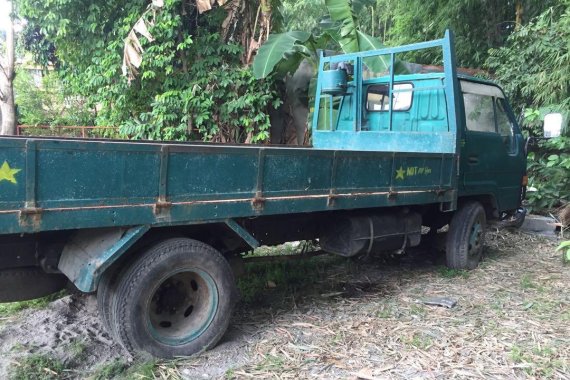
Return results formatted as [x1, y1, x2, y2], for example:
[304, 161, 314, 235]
[0, 161, 21, 184]
[395, 166, 405, 180]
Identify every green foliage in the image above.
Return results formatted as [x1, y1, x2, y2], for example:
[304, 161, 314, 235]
[279, 0, 560, 68]
[325, 0, 360, 53]
[486, 3, 570, 113]
[485, 3, 570, 213]
[19, 24, 57, 67]
[16, 0, 280, 143]
[557, 241, 570, 264]
[252, 31, 312, 79]
[280, 0, 327, 32]
[121, 360, 158, 379]
[254, 0, 408, 79]
[121, 32, 281, 142]
[14, 69, 95, 126]
[437, 266, 469, 279]
[388, 0, 559, 67]
[9, 354, 66, 380]
[324, 0, 406, 73]
[91, 359, 129, 380]
[285, 0, 559, 68]
[526, 137, 570, 212]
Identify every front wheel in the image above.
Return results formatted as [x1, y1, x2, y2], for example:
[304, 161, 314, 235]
[446, 202, 486, 270]
[108, 238, 236, 358]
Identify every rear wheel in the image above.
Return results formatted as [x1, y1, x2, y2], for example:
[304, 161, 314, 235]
[446, 202, 486, 270]
[108, 238, 236, 358]
[97, 264, 123, 340]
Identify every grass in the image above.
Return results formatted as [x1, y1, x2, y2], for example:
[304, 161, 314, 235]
[9, 354, 66, 380]
[437, 266, 469, 279]
[90, 359, 180, 380]
[90, 359, 129, 380]
[224, 367, 236, 379]
[255, 355, 285, 372]
[520, 274, 537, 289]
[509, 345, 525, 363]
[509, 344, 563, 377]
[405, 333, 433, 350]
[124, 362, 154, 379]
[376, 305, 393, 318]
[67, 339, 88, 366]
[237, 244, 344, 304]
[409, 304, 427, 318]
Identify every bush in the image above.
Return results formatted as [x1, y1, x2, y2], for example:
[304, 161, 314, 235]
[119, 36, 280, 142]
[526, 137, 570, 212]
[14, 69, 95, 127]
[486, 4, 570, 214]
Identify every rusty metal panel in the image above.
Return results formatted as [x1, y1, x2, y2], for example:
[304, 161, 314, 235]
[0, 136, 456, 235]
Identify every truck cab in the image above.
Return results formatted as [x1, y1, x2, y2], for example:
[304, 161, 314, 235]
[311, 30, 526, 219]
[458, 78, 526, 214]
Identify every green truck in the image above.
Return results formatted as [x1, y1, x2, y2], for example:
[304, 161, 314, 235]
[0, 32, 527, 358]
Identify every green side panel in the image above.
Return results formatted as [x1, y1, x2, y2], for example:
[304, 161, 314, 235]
[167, 148, 258, 201]
[334, 154, 393, 189]
[36, 143, 159, 208]
[263, 151, 333, 196]
[0, 137, 457, 235]
[0, 142, 26, 210]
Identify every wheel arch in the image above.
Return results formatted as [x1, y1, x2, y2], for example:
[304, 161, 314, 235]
[58, 220, 255, 293]
[457, 194, 499, 220]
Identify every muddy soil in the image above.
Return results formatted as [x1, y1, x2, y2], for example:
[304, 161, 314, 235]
[0, 295, 122, 378]
[0, 229, 568, 379]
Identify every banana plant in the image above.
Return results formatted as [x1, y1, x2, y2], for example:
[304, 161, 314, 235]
[252, 31, 316, 79]
[253, 0, 409, 79]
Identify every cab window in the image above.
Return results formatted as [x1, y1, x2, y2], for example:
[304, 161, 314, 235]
[367, 83, 413, 111]
[495, 98, 514, 137]
[495, 97, 516, 153]
[463, 93, 495, 133]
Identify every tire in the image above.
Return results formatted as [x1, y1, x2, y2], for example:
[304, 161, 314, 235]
[445, 201, 486, 270]
[97, 264, 123, 340]
[109, 238, 237, 359]
[0, 267, 67, 302]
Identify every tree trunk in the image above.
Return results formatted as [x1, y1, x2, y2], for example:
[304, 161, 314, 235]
[515, 1, 524, 30]
[245, 0, 272, 65]
[0, 0, 16, 135]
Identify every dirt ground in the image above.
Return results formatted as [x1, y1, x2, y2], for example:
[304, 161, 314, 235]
[0, 228, 568, 379]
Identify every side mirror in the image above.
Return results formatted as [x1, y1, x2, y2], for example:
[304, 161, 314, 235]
[543, 113, 563, 138]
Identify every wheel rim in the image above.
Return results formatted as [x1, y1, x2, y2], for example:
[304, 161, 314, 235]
[468, 218, 483, 258]
[146, 268, 218, 346]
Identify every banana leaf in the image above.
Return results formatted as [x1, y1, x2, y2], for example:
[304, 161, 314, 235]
[253, 31, 312, 79]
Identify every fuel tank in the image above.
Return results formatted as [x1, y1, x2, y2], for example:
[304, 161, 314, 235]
[320, 211, 422, 257]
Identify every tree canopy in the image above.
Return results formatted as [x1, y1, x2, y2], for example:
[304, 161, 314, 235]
[11, 0, 570, 141]
[15, 0, 282, 142]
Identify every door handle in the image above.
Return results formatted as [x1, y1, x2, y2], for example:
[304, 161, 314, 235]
[468, 155, 479, 165]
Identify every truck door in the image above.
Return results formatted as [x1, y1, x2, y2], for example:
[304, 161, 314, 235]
[460, 80, 525, 212]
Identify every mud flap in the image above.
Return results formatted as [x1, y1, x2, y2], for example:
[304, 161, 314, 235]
[57, 226, 149, 293]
